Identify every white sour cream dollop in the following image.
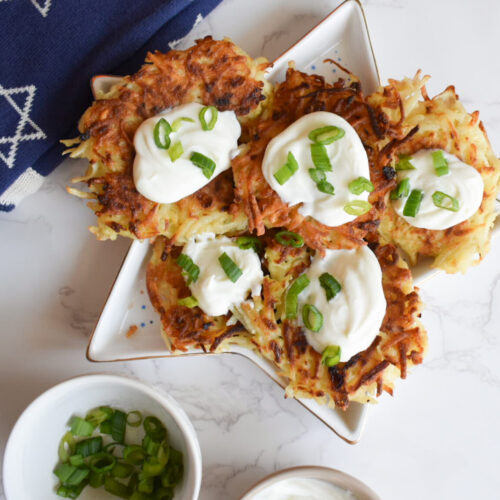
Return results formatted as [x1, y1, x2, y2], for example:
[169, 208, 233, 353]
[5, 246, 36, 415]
[182, 233, 263, 317]
[262, 111, 370, 227]
[251, 477, 358, 500]
[133, 102, 241, 203]
[298, 246, 386, 362]
[392, 149, 484, 230]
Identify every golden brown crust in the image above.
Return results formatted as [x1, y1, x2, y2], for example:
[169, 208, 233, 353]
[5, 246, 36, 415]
[231, 67, 395, 254]
[66, 37, 269, 241]
[367, 72, 500, 273]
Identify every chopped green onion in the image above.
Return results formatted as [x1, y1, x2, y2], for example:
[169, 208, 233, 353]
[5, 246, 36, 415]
[155, 487, 175, 500]
[161, 448, 183, 486]
[274, 151, 299, 185]
[143, 434, 161, 456]
[171, 116, 194, 132]
[54, 464, 89, 486]
[302, 304, 323, 332]
[112, 461, 135, 478]
[104, 476, 130, 499]
[218, 252, 243, 282]
[177, 296, 198, 308]
[54, 463, 77, 483]
[432, 150, 449, 176]
[111, 409, 127, 443]
[153, 118, 172, 149]
[75, 436, 103, 458]
[403, 189, 424, 217]
[90, 453, 116, 474]
[390, 178, 410, 200]
[343, 200, 372, 216]
[432, 191, 459, 212]
[138, 474, 155, 494]
[236, 236, 262, 252]
[143, 446, 168, 477]
[143, 416, 167, 442]
[348, 176, 374, 195]
[85, 406, 113, 427]
[89, 470, 105, 488]
[308, 125, 345, 145]
[316, 179, 335, 195]
[275, 230, 304, 247]
[100, 420, 112, 435]
[319, 273, 341, 301]
[285, 274, 310, 319]
[58, 431, 75, 462]
[126, 410, 143, 427]
[310, 143, 332, 171]
[321, 345, 342, 367]
[123, 445, 146, 465]
[190, 152, 216, 179]
[394, 154, 415, 171]
[199, 105, 218, 131]
[103, 442, 125, 456]
[70, 417, 95, 437]
[69, 454, 84, 467]
[176, 253, 200, 284]
[168, 141, 183, 162]
[308, 168, 326, 184]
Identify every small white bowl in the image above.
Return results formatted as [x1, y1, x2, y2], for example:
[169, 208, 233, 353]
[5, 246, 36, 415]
[2, 374, 202, 500]
[240, 466, 381, 500]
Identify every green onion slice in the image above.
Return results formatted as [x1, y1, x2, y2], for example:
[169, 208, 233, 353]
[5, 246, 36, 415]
[126, 410, 143, 427]
[285, 274, 310, 319]
[171, 116, 194, 132]
[236, 236, 262, 253]
[308, 168, 326, 184]
[124, 445, 146, 465]
[274, 151, 299, 185]
[112, 461, 135, 478]
[317, 180, 335, 195]
[390, 177, 410, 200]
[176, 253, 200, 284]
[104, 476, 130, 499]
[432, 150, 449, 176]
[89, 470, 105, 488]
[75, 436, 103, 458]
[100, 420, 113, 435]
[153, 118, 172, 149]
[177, 295, 199, 308]
[319, 273, 341, 301]
[403, 189, 424, 217]
[432, 191, 459, 212]
[103, 442, 125, 456]
[218, 252, 243, 282]
[394, 154, 415, 171]
[138, 475, 154, 494]
[90, 453, 116, 474]
[58, 431, 76, 462]
[321, 345, 342, 367]
[69, 454, 84, 467]
[308, 125, 345, 145]
[85, 406, 113, 427]
[348, 176, 374, 195]
[199, 105, 218, 131]
[344, 200, 372, 216]
[190, 152, 216, 179]
[168, 141, 183, 162]
[70, 416, 95, 437]
[143, 434, 161, 456]
[302, 303, 324, 332]
[111, 409, 127, 444]
[143, 416, 167, 442]
[310, 143, 332, 171]
[275, 230, 304, 248]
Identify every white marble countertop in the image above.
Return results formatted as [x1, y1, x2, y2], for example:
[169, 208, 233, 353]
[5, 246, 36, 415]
[1, 0, 500, 499]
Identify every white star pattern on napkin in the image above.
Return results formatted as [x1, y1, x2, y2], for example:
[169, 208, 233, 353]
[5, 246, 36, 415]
[0, 83, 46, 169]
[30, 0, 51, 17]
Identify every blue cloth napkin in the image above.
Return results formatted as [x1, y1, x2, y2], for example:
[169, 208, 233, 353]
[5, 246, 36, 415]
[0, 0, 223, 212]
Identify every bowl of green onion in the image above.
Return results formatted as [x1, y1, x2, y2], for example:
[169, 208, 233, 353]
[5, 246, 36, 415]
[2, 374, 202, 500]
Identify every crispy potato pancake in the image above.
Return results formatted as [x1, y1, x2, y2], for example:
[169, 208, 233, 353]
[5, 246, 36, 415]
[147, 235, 427, 410]
[65, 37, 270, 242]
[367, 72, 500, 273]
[231, 66, 396, 254]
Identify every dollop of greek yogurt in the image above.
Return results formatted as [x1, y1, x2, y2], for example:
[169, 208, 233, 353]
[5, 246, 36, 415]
[182, 233, 263, 316]
[133, 102, 241, 203]
[251, 477, 358, 500]
[261, 111, 370, 227]
[392, 149, 484, 230]
[298, 246, 386, 362]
